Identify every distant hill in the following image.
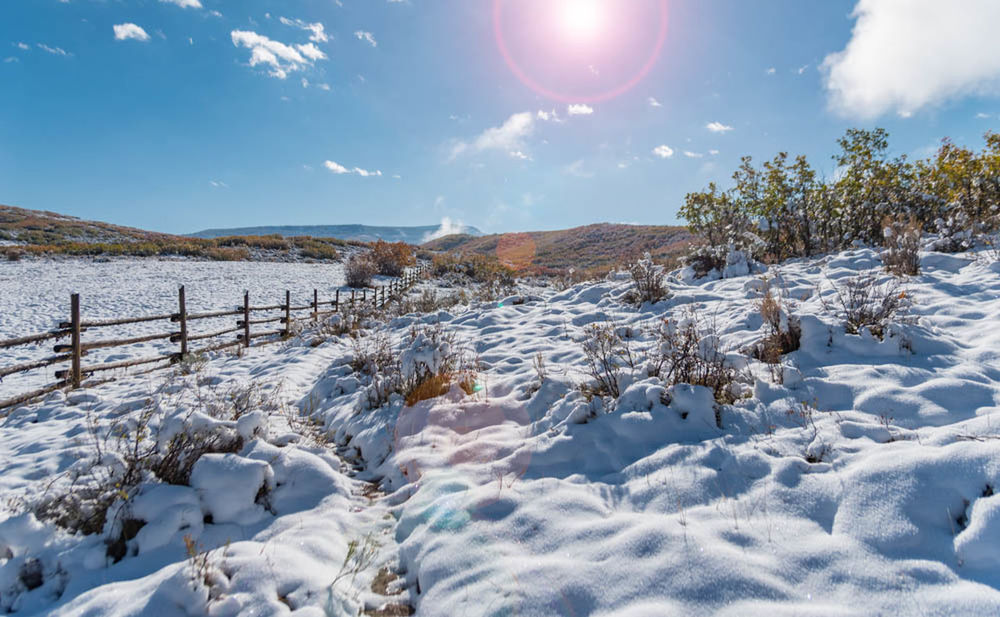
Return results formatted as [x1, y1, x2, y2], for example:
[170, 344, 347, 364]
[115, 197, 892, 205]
[422, 223, 694, 272]
[190, 224, 482, 245]
[0, 204, 176, 245]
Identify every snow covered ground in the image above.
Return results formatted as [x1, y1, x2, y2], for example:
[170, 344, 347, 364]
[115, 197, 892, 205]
[0, 258, 353, 396]
[2, 248, 1000, 615]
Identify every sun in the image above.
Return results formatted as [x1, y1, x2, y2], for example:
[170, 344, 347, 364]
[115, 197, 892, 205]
[555, 0, 608, 43]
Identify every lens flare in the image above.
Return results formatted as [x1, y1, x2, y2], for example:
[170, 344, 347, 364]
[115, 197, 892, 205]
[556, 0, 607, 43]
[493, 0, 668, 104]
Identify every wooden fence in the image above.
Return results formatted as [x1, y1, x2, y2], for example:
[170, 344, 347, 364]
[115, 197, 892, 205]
[0, 265, 427, 411]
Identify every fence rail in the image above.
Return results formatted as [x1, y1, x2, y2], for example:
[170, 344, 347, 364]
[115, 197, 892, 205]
[0, 265, 427, 411]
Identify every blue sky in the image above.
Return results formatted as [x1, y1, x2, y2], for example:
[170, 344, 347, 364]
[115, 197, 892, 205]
[2, 0, 999, 235]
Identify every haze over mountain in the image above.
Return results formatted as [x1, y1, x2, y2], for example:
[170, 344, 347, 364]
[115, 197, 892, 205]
[189, 223, 482, 245]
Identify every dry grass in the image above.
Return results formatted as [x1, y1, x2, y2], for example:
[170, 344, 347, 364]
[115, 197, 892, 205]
[405, 373, 453, 406]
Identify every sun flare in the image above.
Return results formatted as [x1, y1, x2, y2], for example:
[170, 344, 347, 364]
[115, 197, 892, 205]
[556, 0, 607, 42]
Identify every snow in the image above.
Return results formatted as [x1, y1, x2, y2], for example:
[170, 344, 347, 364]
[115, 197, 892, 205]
[1, 247, 1000, 615]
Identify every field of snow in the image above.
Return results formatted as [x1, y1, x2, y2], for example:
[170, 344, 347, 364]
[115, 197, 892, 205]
[0, 257, 353, 396]
[2, 248, 1000, 615]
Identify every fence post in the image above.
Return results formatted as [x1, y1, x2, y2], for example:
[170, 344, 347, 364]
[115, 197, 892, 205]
[178, 285, 188, 360]
[313, 289, 318, 323]
[351, 289, 356, 305]
[243, 291, 251, 348]
[284, 290, 291, 338]
[381, 285, 385, 308]
[335, 289, 340, 310]
[70, 293, 81, 388]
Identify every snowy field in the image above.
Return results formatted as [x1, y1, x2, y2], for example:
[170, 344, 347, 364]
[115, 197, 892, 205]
[2, 248, 1000, 615]
[0, 258, 350, 396]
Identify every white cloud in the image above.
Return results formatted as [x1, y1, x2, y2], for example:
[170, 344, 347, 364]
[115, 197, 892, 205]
[567, 103, 594, 116]
[3, 57, 17, 63]
[160, 0, 202, 9]
[324, 160, 382, 177]
[766, 67, 776, 75]
[706, 121, 734, 134]
[823, 0, 1000, 118]
[422, 217, 468, 242]
[709, 149, 720, 155]
[37, 43, 69, 56]
[976, 112, 991, 119]
[451, 111, 534, 160]
[279, 17, 329, 43]
[317, 83, 331, 91]
[797, 64, 809, 75]
[564, 159, 593, 178]
[683, 151, 704, 159]
[113, 23, 150, 42]
[14, 42, 29, 50]
[652, 145, 674, 159]
[209, 180, 228, 188]
[231, 30, 326, 79]
[355, 31, 377, 47]
[648, 97, 662, 107]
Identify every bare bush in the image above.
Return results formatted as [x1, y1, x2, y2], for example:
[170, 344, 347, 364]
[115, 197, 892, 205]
[882, 217, 921, 276]
[822, 273, 908, 339]
[33, 387, 248, 552]
[581, 322, 636, 399]
[345, 254, 377, 288]
[625, 253, 668, 305]
[751, 284, 801, 365]
[649, 315, 742, 406]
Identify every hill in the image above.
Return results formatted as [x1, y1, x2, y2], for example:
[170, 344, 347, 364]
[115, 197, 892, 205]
[189, 223, 482, 245]
[0, 204, 348, 262]
[0, 204, 176, 246]
[422, 223, 694, 272]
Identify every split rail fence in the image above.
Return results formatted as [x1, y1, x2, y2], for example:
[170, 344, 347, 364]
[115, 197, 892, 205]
[0, 265, 427, 411]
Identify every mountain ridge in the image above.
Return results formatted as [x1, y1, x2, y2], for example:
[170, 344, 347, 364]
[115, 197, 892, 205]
[189, 223, 482, 245]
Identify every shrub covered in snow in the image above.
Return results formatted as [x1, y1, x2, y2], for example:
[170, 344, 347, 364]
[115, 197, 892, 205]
[882, 217, 921, 276]
[580, 322, 636, 399]
[822, 272, 909, 340]
[625, 252, 669, 305]
[344, 253, 377, 288]
[648, 315, 744, 406]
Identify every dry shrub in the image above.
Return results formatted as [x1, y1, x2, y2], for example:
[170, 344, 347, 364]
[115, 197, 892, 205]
[581, 322, 635, 399]
[882, 217, 921, 276]
[625, 252, 668, 305]
[823, 272, 908, 339]
[345, 254, 378, 288]
[370, 240, 415, 277]
[405, 373, 452, 406]
[752, 284, 801, 365]
[650, 315, 742, 406]
[33, 385, 253, 553]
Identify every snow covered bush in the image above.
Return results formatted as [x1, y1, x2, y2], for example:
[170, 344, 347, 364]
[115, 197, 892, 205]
[751, 284, 801, 368]
[344, 253, 377, 288]
[580, 322, 636, 399]
[881, 218, 921, 276]
[351, 323, 466, 409]
[625, 252, 668, 305]
[927, 211, 975, 253]
[649, 316, 743, 407]
[31, 387, 255, 559]
[823, 273, 908, 340]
